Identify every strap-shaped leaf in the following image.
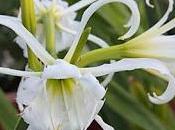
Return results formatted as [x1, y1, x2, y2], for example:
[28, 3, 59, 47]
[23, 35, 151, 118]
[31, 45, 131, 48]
[70, 27, 91, 64]
[14, 118, 28, 130]
[0, 89, 18, 130]
[105, 81, 167, 130]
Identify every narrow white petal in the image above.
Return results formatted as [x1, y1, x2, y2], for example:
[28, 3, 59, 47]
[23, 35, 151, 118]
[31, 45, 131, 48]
[154, 18, 175, 36]
[57, 23, 109, 48]
[148, 75, 175, 104]
[81, 58, 169, 77]
[88, 34, 108, 48]
[0, 15, 55, 65]
[65, 0, 140, 61]
[14, 36, 28, 58]
[147, 0, 174, 31]
[42, 59, 81, 79]
[95, 115, 114, 130]
[101, 73, 114, 87]
[56, 23, 77, 35]
[124, 14, 133, 28]
[145, 0, 154, 8]
[81, 58, 175, 104]
[136, 0, 174, 39]
[56, 21, 79, 51]
[0, 67, 41, 77]
[63, 0, 97, 15]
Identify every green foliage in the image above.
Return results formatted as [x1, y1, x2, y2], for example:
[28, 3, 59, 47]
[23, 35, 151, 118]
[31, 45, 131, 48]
[102, 80, 175, 130]
[0, 89, 18, 130]
[71, 27, 91, 64]
[14, 118, 28, 130]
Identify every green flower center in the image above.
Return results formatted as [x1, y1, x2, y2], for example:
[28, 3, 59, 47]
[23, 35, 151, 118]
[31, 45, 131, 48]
[46, 79, 75, 98]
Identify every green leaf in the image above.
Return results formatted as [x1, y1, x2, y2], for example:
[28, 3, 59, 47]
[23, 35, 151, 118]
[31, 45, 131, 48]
[71, 27, 91, 64]
[14, 118, 28, 130]
[105, 81, 167, 130]
[97, 3, 130, 35]
[0, 89, 18, 130]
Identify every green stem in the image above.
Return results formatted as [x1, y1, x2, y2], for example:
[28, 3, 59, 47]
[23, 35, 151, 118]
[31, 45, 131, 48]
[70, 28, 91, 64]
[76, 44, 126, 67]
[20, 0, 43, 71]
[43, 10, 57, 58]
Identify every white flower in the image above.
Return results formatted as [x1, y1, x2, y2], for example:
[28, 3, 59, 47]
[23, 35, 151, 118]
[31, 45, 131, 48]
[16, 59, 106, 130]
[120, 0, 174, 61]
[113, 0, 175, 104]
[35, 0, 80, 51]
[16, 0, 108, 55]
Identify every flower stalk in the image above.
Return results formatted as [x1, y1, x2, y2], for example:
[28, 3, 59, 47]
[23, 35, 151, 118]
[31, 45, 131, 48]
[76, 44, 125, 67]
[20, 0, 43, 71]
[43, 9, 57, 58]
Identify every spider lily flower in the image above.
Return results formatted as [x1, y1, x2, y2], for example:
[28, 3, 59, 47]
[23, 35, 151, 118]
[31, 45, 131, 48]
[118, 0, 174, 60]
[17, 60, 107, 130]
[16, 0, 107, 55]
[102, 0, 175, 104]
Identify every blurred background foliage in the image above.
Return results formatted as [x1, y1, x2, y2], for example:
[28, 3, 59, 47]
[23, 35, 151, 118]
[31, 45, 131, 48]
[0, 0, 175, 130]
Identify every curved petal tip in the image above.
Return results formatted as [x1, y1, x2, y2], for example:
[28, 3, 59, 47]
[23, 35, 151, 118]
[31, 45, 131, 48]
[145, 0, 154, 8]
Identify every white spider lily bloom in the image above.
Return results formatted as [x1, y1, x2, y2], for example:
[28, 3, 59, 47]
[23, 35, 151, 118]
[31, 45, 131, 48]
[16, 0, 105, 54]
[107, 0, 175, 104]
[34, 0, 80, 51]
[17, 59, 107, 130]
[119, 0, 174, 60]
